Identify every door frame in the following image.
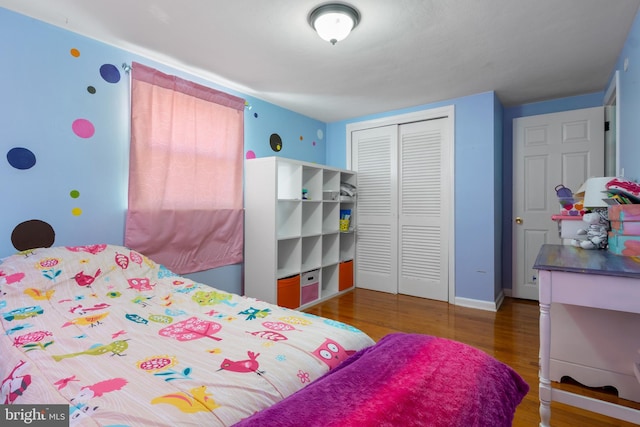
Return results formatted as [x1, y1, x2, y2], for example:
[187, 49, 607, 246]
[346, 106, 456, 304]
[604, 70, 620, 177]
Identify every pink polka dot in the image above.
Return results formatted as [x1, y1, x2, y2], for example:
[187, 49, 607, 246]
[246, 150, 256, 159]
[72, 119, 95, 138]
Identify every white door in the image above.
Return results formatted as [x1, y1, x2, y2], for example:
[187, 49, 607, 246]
[398, 120, 449, 300]
[352, 118, 449, 301]
[351, 125, 398, 294]
[512, 107, 604, 300]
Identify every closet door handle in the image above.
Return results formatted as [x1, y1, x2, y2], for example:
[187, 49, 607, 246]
[515, 217, 523, 224]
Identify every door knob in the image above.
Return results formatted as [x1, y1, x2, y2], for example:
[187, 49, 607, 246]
[515, 217, 523, 224]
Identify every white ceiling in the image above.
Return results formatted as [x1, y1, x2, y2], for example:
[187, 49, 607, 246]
[2, 0, 639, 122]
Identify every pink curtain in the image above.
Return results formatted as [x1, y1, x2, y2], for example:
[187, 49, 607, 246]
[125, 62, 245, 274]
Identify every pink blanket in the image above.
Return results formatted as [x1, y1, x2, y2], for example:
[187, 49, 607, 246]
[233, 333, 529, 427]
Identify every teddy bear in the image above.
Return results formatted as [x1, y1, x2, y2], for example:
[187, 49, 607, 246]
[570, 211, 608, 250]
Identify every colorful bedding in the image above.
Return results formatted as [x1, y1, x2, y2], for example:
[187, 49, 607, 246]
[0, 244, 375, 426]
[234, 333, 529, 427]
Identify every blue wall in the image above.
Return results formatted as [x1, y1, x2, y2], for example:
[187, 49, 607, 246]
[0, 8, 326, 294]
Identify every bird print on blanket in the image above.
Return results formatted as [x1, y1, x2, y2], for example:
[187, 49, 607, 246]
[151, 385, 220, 413]
[52, 339, 129, 361]
[192, 290, 237, 307]
[218, 351, 263, 375]
[23, 288, 55, 300]
[62, 312, 110, 328]
[74, 269, 101, 287]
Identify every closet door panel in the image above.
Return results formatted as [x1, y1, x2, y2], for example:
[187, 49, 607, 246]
[352, 126, 398, 293]
[398, 119, 448, 301]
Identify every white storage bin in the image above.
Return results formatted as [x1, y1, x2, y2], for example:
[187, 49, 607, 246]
[301, 269, 320, 305]
[552, 215, 585, 241]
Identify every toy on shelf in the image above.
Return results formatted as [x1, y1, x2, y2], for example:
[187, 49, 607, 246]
[570, 211, 608, 250]
[555, 184, 584, 216]
[606, 178, 640, 204]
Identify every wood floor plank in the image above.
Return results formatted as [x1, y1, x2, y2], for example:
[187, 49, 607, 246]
[304, 289, 640, 427]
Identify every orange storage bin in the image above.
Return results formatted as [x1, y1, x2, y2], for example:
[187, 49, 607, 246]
[339, 260, 354, 291]
[277, 275, 300, 309]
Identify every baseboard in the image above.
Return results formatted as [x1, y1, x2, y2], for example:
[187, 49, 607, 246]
[454, 290, 504, 312]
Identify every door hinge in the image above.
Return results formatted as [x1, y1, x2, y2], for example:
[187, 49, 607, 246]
[605, 121, 610, 132]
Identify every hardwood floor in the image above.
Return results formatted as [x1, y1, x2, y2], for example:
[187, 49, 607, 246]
[304, 289, 640, 426]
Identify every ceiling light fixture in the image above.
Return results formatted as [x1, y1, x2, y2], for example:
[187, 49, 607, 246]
[308, 3, 360, 45]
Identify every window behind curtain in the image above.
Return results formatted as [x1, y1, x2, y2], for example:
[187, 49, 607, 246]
[125, 62, 245, 274]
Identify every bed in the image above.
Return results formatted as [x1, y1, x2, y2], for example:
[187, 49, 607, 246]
[1, 244, 529, 426]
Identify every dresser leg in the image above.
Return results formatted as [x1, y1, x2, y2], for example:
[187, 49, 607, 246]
[539, 301, 551, 427]
[539, 380, 551, 427]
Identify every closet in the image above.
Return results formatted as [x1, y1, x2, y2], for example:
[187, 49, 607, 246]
[348, 107, 454, 302]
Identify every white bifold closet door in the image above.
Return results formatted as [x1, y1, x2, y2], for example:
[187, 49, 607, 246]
[353, 118, 449, 301]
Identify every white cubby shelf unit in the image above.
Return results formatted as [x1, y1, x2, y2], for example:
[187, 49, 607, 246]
[244, 156, 356, 309]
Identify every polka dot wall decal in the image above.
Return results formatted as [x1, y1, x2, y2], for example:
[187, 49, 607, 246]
[72, 207, 83, 216]
[254, 112, 258, 118]
[70, 189, 80, 198]
[70, 48, 80, 57]
[317, 129, 324, 140]
[11, 219, 55, 252]
[72, 119, 95, 138]
[100, 63, 121, 84]
[87, 86, 96, 94]
[246, 150, 256, 159]
[7, 147, 36, 170]
[270, 134, 283, 152]
[300, 136, 304, 141]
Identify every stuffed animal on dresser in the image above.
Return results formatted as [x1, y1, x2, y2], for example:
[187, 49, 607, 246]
[571, 212, 608, 250]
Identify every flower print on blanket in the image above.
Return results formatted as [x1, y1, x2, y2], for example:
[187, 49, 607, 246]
[158, 317, 222, 342]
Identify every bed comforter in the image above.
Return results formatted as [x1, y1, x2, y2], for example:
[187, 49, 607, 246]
[0, 244, 374, 426]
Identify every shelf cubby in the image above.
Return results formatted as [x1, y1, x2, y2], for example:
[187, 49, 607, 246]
[277, 237, 301, 279]
[322, 201, 340, 233]
[301, 235, 322, 273]
[303, 166, 323, 201]
[277, 200, 301, 239]
[323, 169, 340, 193]
[321, 263, 339, 298]
[277, 162, 301, 200]
[302, 201, 322, 236]
[322, 232, 339, 266]
[339, 231, 355, 261]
